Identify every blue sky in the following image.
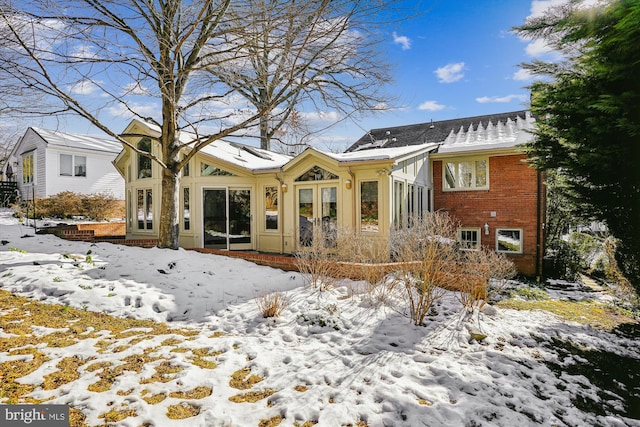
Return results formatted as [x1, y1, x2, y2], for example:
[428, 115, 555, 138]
[324, 0, 559, 148]
[6, 0, 563, 151]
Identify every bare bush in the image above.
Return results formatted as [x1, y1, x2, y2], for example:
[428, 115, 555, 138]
[256, 291, 291, 318]
[392, 212, 464, 326]
[294, 227, 340, 291]
[333, 229, 396, 303]
[459, 248, 516, 312]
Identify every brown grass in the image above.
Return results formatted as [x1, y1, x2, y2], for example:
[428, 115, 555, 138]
[229, 367, 264, 390]
[169, 386, 212, 399]
[228, 389, 277, 403]
[259, 415, 283, 427]
[496, 299, 637, 331]
[98, 408, 137, 423]
[166, 402, 200, 419]
[142, 391, 167, 405]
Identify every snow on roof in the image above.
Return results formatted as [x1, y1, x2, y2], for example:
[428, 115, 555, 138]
[127, 119, 291, 171]
[325, 142, 438, 162]
[199, 140, 291, 171]
[32, 127, 121, 154]
[437, 112, 535, 154]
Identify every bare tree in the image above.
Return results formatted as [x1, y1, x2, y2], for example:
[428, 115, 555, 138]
[0, 0, 401, 248]
[211, 0, 396, 150]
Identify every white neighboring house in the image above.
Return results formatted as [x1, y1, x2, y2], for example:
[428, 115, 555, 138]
[3, 127, 124, 201]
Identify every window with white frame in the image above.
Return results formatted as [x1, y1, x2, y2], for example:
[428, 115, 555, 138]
[443, 158, 488, 190]
[458, 227, 481, 251]
[265, 185, 279, 231]
[393, 181, 404, 228]
[60, 154, 86, 177]
[496, 228, 523, 253]
[137, 188, 153, 230]
[360, 181, 379, 232]
[183, 187, 190, 231]
[138, 138, 152, 179]
[22, 152, 34, 184]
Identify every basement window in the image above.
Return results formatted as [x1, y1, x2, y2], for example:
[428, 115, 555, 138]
[496, 229, 523, 254]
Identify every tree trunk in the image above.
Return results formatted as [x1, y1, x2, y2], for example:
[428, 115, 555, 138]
[158, 167, 181, 249]
[259, 108, 270, 150]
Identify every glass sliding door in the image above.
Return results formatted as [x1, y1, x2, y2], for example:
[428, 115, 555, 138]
[229, 189, 251, 245]
[203, 188, 252, 250]
[203, 189, 227, 249]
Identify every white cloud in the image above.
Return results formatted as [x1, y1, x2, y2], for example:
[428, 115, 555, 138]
[525, 38, 555, 57]
[123, 82, 151, 96]
[530, 0, 567, 18]
[434, 62, 465, 83]
[68, 79, 100, 95]
[476, 94, 528, 104]
[392, 32, 411, 50]
[513, 68, 533, 81]
[418, 100, 445, 111]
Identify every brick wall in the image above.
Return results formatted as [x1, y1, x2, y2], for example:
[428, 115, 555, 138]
[76, 222, 125, 237]
[188, 248, 299, 271]
[433, 153, 544, 277]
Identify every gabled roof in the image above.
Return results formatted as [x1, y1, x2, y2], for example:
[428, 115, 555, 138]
[30, 127, 121, 154]
[120, 119, 291, 172]
[346, 110, 534, 154]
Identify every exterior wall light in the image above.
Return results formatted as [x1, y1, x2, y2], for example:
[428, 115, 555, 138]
[281, 183, 288, 193]
[484, 223, 489, 235]
[345, 179, 352, 190]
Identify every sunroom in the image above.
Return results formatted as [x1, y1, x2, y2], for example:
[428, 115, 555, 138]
[113, 119, 437, 254]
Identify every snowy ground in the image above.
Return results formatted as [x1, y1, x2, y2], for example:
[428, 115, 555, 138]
[0, 208, 639, 427]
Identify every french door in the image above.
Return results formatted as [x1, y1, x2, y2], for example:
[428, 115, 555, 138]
[297, 184, 337, 248]
[203, 188, 252, 250]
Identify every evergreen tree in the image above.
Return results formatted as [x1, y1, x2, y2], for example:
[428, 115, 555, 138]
[514, 0, 640, 292]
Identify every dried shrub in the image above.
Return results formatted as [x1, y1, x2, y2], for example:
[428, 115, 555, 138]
[12, 191, 123, 220]
[333, 229, 396, 304]
[82, 192, 124, 220]
[256, 291, 291, 318]
[391, 212, 462, 326]
[294, 226, 341, 291]
[459, 248, 516, 312]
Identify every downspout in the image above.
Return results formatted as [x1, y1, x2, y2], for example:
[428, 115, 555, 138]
[536, 169, 543, 280]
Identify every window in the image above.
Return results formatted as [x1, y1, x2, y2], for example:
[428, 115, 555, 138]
[443, 158, 488, 190]
[60, 154, 86, 177]
[182, 154, 190, 177]
[360, 181, 379, 232]
[497, 229, 523, 253]
[295, 165, 338, 182]
[417, 186, 425, 214]
[22, 152, 34, 184]
[200, 162, 234, 176]
[458, 227, 480, 251]
[408, 184, 415, 217]
[137, 188, 153, 230]
[138, 138, 152, 179]
[183, 187, 190, 231]
[265, 186, 278, 230]
[393, 181, 404, 228]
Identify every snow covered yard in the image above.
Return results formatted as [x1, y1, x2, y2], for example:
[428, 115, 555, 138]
[0, 209, 639, 427]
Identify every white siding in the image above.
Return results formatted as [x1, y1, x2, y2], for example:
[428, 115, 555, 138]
[9, 127, 125, 201]
[46, 148, 124, 199]
[13, 128, 47, 200]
